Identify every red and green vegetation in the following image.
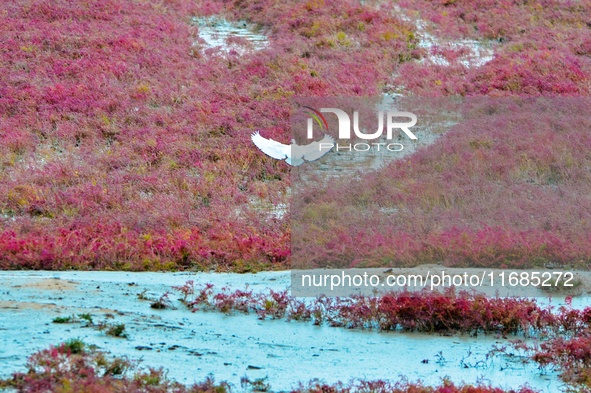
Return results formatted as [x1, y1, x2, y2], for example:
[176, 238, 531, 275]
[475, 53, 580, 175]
[529, 333, 591, 390]
[0, 338, 230, 392]
[486, 328, 591, 390]
[2, 0, 591, 271]
[295, 381, 538, 393]
[395, 0, 591, 95]
[172, 282, 591, 335]
[0, 339, 540, 393]
[2, 0, 416, 270]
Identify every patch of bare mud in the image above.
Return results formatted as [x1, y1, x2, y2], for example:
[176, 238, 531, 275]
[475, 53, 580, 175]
[18, 278, 78, 291]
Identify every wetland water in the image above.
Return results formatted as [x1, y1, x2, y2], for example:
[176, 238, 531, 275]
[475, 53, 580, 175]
[0, 271, 565, 392]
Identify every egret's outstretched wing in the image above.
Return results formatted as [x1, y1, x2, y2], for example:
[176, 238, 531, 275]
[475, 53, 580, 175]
[251, 131, 291, 160]
[301, 134, 335, 161]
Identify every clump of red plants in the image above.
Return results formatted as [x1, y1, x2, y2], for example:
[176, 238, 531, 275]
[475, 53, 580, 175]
[0, 338, 229, 393]
[0, 339, 541, 393]
[514, 330, 591, 391]
[292, 380, 539, 393]
[173, 282, 591, 336]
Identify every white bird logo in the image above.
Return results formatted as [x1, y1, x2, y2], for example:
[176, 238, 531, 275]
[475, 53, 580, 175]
[251, 131, 334, 166]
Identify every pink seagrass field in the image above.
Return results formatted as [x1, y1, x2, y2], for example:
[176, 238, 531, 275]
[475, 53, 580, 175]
[1, 0, 591, 272]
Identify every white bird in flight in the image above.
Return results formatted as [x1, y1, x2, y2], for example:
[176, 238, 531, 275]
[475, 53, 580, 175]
[251, 131, 334, 166]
